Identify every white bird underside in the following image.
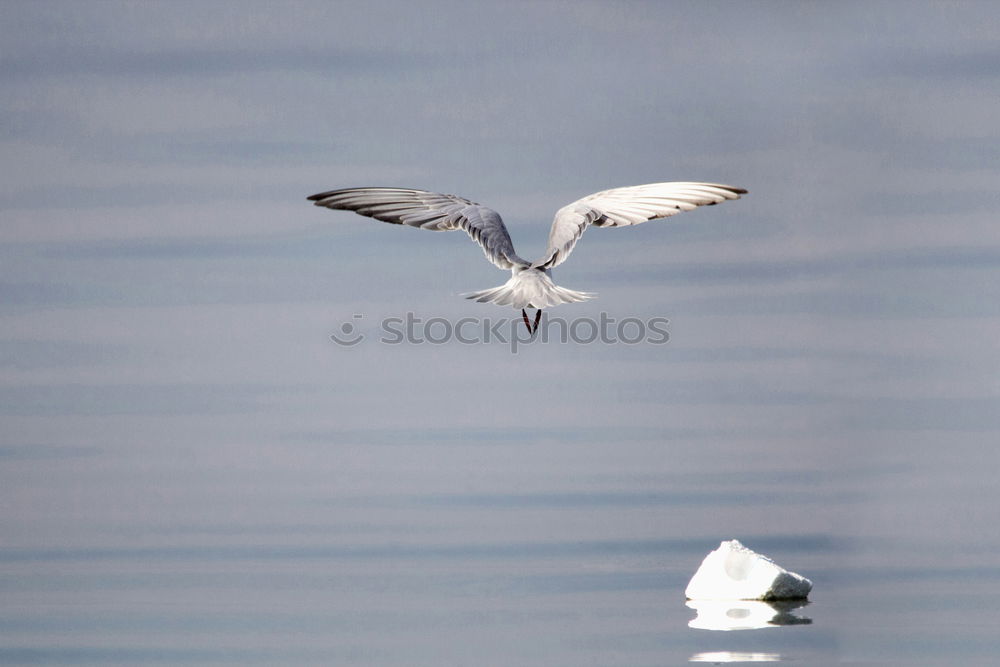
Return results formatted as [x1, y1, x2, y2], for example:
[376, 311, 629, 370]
[308, 181, 747, 310]
[464, 266, 593, 310]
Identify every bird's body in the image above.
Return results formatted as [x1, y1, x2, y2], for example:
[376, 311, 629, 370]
[465, 265, 591, 310]
[308, 182, 747, 330]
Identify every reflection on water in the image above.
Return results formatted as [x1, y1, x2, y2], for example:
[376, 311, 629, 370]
[690, 651, 782, 662]
[686, 599, 812, 631]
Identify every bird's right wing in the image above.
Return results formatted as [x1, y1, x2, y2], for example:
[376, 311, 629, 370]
[308, 187, 529, 270]
[536, 182, 747, 268]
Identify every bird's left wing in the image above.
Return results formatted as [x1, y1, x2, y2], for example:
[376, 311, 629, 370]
[535, 182, 747, 269]
[308, 187, 529, 270]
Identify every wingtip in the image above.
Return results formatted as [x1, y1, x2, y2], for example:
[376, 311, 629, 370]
[307, 186, 423, 204]
[307, 187, 360, 202]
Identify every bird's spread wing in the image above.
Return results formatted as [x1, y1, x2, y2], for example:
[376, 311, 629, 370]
[535, 182, 747, 269]
[308, 187, 529, 270]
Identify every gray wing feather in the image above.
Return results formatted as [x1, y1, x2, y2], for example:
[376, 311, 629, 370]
[308, 187, 529, 270]
[536, 182, 747, 269]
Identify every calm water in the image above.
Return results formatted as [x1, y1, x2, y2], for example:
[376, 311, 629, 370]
[5, 2, 1000, 664]
[3, 403, 999, 665]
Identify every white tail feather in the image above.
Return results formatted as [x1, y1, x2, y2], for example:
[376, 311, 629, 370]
[464, 268, 593, 309]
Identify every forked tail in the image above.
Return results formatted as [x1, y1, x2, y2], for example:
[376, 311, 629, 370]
[464, 267, 593, 309]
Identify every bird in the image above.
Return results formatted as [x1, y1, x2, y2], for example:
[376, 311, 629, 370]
[308, 182, 747, 333]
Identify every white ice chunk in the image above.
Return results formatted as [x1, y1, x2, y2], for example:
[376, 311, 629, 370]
[685, 539, 812, 601]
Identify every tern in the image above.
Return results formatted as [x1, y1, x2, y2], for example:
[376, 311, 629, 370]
[308, 182, 747, 333]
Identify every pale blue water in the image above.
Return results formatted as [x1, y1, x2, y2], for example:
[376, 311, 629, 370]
[3, 415, 999, 665]
[4, 2, 1000, 664]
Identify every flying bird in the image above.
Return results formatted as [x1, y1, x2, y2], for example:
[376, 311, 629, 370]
[308, 182, 747, 333]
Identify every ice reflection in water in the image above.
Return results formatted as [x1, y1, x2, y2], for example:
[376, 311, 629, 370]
[690, 651, 782, 662]
[686, 599, 812, 631]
